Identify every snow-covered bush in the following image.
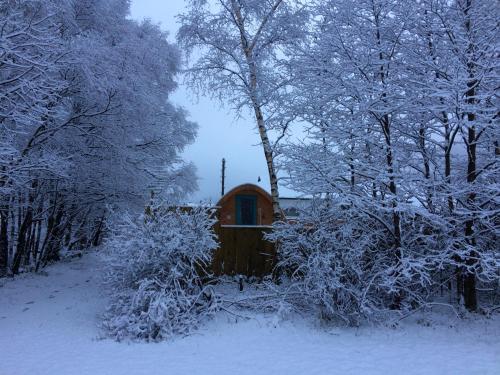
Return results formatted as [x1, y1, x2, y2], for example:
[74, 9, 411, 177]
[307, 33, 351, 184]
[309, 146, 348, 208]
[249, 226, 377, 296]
[102, 204, 219, 341]
[269, 201, 437, 326]
[269, 212, 366, 325]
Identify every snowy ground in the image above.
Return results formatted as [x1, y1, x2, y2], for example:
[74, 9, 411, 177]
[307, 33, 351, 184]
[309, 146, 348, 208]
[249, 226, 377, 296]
[1, 253, 499, 375]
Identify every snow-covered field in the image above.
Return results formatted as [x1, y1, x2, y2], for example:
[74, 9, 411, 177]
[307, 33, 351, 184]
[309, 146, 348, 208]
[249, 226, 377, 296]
[0, 253, 499, 375]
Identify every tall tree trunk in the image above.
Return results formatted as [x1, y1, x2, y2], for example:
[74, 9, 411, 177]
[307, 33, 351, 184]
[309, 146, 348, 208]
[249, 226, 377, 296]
[12, 208, 33, 274]
[463, 122, 478, 311]
[419, 124, 434, 212]
[0, 211, 8, 277]
[379, 112, 403, 310]
[32, 220, 42, 265]
[443, 116, 456, 214]
[43, 204, 65, 265]
[231, 0, 283, 221]
[462, 0, 478, 312]
[9, 208, 15, 263]
[12, 181, 38, 274]
[374, 10, 402, 308]
[0, 166, 8, 276]
[91, 214, 106, 247]
[349, 131, 356, 190]
[382, 115, 402, 253]
[252, 104, 281, 221]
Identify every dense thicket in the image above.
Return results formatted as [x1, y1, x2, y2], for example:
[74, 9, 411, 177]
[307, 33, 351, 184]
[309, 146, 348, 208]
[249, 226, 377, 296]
[102, 203, 219, 341]
[0, 0, 197, 276]
[269, 0, 499, 318]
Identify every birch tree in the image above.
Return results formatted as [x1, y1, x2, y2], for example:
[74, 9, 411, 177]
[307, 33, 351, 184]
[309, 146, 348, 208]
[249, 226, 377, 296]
[178, 0, 308, 219]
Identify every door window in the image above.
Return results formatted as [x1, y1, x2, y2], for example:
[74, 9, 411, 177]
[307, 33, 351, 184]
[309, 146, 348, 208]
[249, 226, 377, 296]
[236, 195, 257, 225]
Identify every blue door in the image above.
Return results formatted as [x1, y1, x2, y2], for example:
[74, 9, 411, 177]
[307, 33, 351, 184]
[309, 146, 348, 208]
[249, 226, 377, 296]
[236, 195, 257, 225]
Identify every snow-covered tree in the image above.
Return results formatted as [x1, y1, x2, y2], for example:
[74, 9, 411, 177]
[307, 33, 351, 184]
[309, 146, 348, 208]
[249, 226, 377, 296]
[102, 203, 219, 341]
[0, 0, 67, 275]
[271, 0, 499, 317]
[177, 0, 308, 220]
[1, 0, 198, 276]
[400, 0, 499, 310]
[421, 0, 499, 311]
[282, 0, 424, 309]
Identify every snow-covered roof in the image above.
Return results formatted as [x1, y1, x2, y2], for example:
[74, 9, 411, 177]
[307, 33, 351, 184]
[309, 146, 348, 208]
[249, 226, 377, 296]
[279, 197, 313, 218]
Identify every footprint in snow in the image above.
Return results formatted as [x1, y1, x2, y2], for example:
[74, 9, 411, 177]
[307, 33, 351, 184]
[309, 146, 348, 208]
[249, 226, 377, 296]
[22, 307, 29, 312]
[25, 301, 35, 305]
[48, 295, 55, 299]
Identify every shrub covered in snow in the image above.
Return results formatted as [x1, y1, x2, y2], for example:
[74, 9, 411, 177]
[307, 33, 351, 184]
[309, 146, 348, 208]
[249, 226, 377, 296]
[102, 203, 219, 341]
[268, 200, 438, 326]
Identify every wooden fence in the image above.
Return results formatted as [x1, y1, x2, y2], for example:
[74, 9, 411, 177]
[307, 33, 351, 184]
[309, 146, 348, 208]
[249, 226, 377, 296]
[212, 225, 276, 277]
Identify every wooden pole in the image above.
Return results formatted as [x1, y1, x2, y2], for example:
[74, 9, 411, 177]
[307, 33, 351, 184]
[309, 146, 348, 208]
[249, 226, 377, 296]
[221, 158, 226, 197]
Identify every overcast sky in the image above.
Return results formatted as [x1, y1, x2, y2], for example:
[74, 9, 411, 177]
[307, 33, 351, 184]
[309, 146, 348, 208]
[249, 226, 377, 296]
[130, 0, 295, 203]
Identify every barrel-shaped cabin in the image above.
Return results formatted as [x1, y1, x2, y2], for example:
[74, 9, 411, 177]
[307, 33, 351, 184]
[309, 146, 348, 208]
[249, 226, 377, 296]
[216, 184, 273, 226]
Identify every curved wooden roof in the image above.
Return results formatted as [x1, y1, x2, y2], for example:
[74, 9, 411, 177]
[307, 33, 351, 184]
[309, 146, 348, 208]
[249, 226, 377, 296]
[217, 183, 272, 207]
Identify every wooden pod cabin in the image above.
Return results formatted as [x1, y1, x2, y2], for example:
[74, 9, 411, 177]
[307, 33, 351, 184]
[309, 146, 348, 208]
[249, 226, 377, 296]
[217, 184, 273, 226]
